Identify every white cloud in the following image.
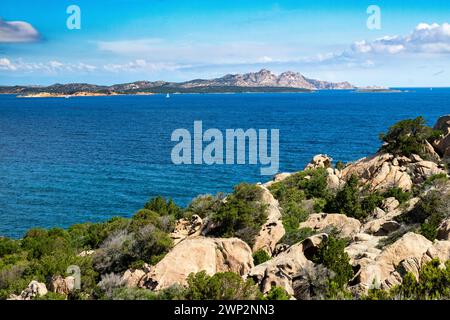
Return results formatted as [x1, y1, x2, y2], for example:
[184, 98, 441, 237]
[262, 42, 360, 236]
[0, 18, 40, 43]
[103, 59, 185, 73]
[0, 58, 17, 70]
[0, 59, 97, 73]
[351, 22, 450, 55]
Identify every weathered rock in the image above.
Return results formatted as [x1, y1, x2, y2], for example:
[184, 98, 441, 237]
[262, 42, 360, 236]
[252, 186, 285, 255]
[326, 167, 343, 190]
[139, 237, 253, 290]
[352, 232, 432, 292]
[49, 275, 75, 295]
[341, 153, 413, 191]
[9, 281, 48, 300]
[121, 269, 146, 288]
[437, 219, 450, 240]
[411, 160, 446, 183]
[170, 214, 203, 245]
[248, 234, 327, 295]
[300, 213, 361, 238]
[421, 240, 450, 266]
[305, 154, 332, 170]
[381, 197, 400, 213]
[372, 220, 401, 236]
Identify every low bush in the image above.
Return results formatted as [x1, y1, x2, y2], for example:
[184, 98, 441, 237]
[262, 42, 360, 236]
[210, 183, 267, 246]
[264, 286, 290, 300]
[311, 236, 353, 289]
[185, 271, 262, 300]
[325, 175, 383, 220]
[252, 250, 271, 266]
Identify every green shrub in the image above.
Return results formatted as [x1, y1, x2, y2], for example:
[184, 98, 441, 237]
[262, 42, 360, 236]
[144, 196, 182, 219]
[396, 190, 449, 241]
[185, 271, 262, 300]
[264, 286, 290, 300]
[252, 250, 271, 266]
[0, 238, 20, 257]
[280, 227, 315, 246]
[383, 187, 411, 204]
[184, 194, 225, 219]
[379, 116, 442, 158]
[210, 183, 267, 246]
[312, 236, 353, 289]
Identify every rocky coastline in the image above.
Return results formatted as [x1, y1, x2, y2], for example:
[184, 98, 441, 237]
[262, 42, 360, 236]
[1, 115, 449, 300]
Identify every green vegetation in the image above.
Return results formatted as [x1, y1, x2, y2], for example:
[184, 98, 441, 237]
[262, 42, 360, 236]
[0, 196, 183, 299]
[396, 189, 449, 241]
[383, 187, 411, 204]
[252, 249, 271, 266]
[365, 259, 450, 300]
[185, 271, 262, 300]
[312, 236, 353, 289]
[379, 116, 442, 159]
[269, 168, 330, 245]
[324, 175, 383, 220]
[264, 286, 290, 300]
[209, 183, 268, 246]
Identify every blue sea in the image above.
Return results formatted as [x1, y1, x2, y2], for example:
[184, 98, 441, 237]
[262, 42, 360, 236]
[0, 89, 449, 238]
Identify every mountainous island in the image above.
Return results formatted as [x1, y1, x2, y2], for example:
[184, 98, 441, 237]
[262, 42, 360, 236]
[1, 115, 449, 300]
[0, 69, 355, 97]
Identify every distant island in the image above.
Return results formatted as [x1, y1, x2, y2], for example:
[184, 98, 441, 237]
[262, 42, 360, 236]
[0, 69, 355, 97]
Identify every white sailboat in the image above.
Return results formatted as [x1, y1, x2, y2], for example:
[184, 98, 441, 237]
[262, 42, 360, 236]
[166, 93, 170, 98]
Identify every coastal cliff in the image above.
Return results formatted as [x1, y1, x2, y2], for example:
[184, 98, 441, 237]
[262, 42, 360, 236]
[1, 115, 449, 300]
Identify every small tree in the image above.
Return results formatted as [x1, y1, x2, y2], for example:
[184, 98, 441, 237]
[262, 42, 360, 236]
[379, 116, 441, 158]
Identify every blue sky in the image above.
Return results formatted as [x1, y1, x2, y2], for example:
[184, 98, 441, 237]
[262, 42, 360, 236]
[1, 0, 450, 86]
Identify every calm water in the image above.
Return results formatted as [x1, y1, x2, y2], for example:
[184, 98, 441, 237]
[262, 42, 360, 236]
[0, 90, 449, 238]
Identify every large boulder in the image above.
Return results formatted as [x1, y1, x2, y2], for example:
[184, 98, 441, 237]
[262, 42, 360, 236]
[252, 186, 285, 255]
[421, 240, 450, 266]
[8, 281, 48, 300]
[300, 213, 361, 238]
[304, 154, 333, 170]
[139, 237, 253, 290]
[121, 269, 146, 288]
[248, 234, 327, 295]
[351, 232, 432, 292]
[341, 153, 413, 191]
[49, 275, 75, 295]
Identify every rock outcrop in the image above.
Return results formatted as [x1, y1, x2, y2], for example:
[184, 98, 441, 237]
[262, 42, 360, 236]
[8, 281, 48, 300]
[341, 153, 446, 192]
[169, 214, 204, 245]
[121, 269, 146, 288]
[252, 186, 285, 255]
[350, 232, 433, 293]
[304, 154, 333, 170]
[248, 234, 327, 295]
[299, 213, 361, 238]
[139, 237, 253, 290]
[49, 275, 75, 295]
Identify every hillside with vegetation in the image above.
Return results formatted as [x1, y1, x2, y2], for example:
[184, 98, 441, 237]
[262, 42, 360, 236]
[1, 115, 449, 300]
